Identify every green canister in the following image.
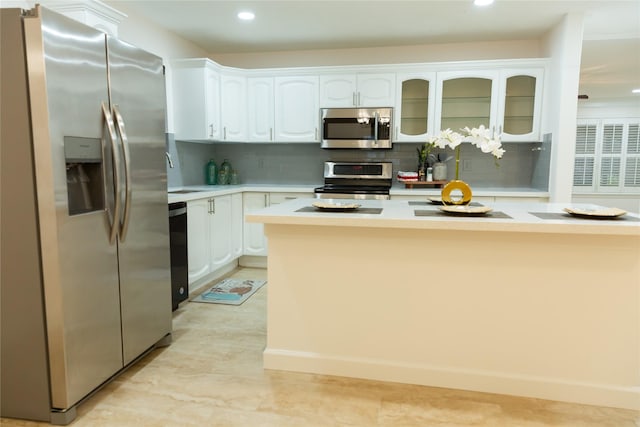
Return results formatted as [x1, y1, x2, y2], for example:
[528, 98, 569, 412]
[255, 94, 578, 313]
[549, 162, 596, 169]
[205, 159, 217, 185]
[218, 159, 232, 185]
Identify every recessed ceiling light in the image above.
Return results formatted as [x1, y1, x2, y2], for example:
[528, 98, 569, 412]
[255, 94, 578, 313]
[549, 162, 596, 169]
[237, 11, 255, 21]
[474, 0, 494, 5]
[632, 88, 640, 94]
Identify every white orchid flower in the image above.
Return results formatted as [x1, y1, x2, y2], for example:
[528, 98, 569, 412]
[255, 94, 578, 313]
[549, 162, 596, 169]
[426, 126, 504, 159]
[463, 125, 491, 140]
[492, 146, 506, 159]
[439, 128, 463, 149]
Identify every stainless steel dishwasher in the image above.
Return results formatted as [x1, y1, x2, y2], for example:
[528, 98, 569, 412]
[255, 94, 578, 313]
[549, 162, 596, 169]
[169, 202, 188, 310]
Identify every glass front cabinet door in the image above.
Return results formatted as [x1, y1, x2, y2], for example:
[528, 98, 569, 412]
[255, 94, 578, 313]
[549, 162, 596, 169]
[394, 72, 436, 142]
[435, 70, 499, 135]
[497, 69, 544, 142]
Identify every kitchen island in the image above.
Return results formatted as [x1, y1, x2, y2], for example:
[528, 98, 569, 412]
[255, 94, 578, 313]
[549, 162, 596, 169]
[246, 198, 640, 410]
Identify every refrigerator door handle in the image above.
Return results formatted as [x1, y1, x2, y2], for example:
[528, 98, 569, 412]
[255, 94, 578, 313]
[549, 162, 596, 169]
[102, 102, 121, 245]
[112, 104, 132, 242]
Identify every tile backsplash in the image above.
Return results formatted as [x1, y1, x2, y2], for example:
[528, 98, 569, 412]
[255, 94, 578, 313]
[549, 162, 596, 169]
[167, 134, 550, 190]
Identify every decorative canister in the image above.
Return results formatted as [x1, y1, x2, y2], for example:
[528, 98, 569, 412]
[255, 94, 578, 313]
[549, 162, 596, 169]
[432, 162, 447, 181]
[205, 159, 217, 185]
[229, 170, 238, 185]
[218, 159, 232, 185]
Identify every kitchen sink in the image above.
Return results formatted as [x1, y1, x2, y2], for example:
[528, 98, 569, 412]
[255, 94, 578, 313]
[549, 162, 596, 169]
[168, 190, 205, 194]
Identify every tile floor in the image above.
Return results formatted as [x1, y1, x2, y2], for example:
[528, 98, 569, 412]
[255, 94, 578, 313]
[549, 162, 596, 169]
[2, 267, 639, 426]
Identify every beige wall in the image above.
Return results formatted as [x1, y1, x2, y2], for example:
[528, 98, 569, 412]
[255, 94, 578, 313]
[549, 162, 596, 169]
[210, 39, 543, 69]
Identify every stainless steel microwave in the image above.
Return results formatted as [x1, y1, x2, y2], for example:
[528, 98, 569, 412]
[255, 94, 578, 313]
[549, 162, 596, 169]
[321, 107, 393, 149]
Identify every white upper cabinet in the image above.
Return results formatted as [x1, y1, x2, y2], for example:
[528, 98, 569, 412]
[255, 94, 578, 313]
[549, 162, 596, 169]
[320, 73, 395, 108]
[247, 77, 275, 142]
[320, 74, 355, 107]
[394, 72, 436, 142]
[497, 69, 544, 142]
[274, 75, 319, 142]
[434, 68, 544, 142]
[205, 69, 222, 140]
[435, 70, 500, 134]
[172, 59, 221, 141]
[220, 73, 247, 141]
[357, 74, 396, 107]
[171, 58, 546, 144]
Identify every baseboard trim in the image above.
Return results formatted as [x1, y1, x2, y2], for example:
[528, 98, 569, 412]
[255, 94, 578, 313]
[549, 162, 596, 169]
[239, 255, 267, 268]
[263, 348, 640, 410]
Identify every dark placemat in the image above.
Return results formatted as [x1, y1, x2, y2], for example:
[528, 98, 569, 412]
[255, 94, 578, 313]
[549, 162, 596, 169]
[296, 206, 383, 214]
[414, 209, 512, 219]
[529, 212, 640, 222]
[409, 201, 484, 207]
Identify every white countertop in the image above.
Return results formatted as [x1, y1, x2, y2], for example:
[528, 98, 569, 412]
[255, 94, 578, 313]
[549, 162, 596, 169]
[389, 183, 549, 198]
[167, 183, 548, 203]
[167, 184, 317, 203]
[246, 198, 640, 236]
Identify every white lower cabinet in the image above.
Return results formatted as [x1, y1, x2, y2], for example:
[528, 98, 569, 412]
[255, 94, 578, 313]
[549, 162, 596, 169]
[243, 192, 310, 256]
[209, 195, 232, 270]
[243, 193, 269, 256]
[231, 193, 243, 258]
[187, 194, 243, 285]
[186, 198, 211, 284]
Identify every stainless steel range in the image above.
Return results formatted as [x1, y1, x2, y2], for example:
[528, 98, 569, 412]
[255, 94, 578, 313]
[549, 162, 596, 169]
[314, 161, 393, 200]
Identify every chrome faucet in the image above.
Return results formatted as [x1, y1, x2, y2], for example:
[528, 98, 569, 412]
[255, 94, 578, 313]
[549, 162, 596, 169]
[165, 151, 174, 168]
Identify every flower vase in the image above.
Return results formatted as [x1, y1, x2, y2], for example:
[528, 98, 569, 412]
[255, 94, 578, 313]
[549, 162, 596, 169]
[441, 146, 472, 205]
[441, 180, 472, 205]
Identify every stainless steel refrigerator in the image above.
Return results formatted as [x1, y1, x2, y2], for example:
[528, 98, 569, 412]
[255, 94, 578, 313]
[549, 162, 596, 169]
[1, 6, 172, 424]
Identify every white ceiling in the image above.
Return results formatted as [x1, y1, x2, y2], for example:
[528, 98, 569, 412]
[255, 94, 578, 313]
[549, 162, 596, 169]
[115, 0, 640, 101]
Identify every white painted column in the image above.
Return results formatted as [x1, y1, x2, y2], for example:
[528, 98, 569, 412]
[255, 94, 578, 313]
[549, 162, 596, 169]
[542, 13, 585, 203]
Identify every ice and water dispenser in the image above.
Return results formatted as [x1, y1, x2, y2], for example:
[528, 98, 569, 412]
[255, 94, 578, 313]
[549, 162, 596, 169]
[64, 136, 105, 215]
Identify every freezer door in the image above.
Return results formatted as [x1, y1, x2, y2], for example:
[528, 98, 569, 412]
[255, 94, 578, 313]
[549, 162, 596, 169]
[107, 36, 172, 364]
[25, 8, 124, 409]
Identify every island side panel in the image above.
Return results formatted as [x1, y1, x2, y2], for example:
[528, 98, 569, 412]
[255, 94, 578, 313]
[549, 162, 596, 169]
[263, 223, 640, 410]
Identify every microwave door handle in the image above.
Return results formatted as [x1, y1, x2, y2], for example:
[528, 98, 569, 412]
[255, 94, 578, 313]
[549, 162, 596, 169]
[374, 112, 379, 142]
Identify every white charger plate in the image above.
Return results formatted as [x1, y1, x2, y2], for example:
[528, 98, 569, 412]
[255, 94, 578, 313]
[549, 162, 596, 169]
[439, 205, 493, 215]
[312, 201, 361, 211]
[563, 207, 627, 218]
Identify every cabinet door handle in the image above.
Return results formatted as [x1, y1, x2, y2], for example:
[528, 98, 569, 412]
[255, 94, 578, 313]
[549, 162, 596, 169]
[209, 124, 214, 138]
[270, 128, 273, 141]
[264, 194, 268, 206]
[223, 127, 227, 140]
[352, 92, 356, 106]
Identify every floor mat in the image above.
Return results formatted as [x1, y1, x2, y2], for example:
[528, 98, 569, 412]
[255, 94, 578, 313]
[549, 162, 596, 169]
[192, 278, 266, 305]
